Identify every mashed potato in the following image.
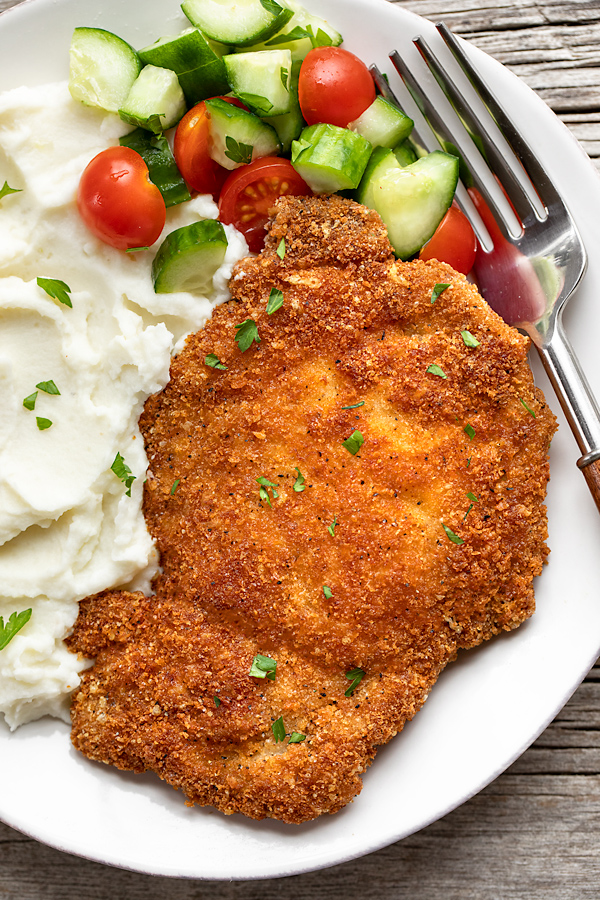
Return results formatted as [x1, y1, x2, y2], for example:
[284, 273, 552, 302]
[0, 81, 248, 729]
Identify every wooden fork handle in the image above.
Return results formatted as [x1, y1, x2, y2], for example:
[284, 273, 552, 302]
[579, 457, 600, 513]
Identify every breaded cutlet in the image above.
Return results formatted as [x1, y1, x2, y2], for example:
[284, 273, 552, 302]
[67, 194, 556, 823]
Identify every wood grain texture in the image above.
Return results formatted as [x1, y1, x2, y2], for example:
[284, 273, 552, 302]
[1, 0, 600, 896]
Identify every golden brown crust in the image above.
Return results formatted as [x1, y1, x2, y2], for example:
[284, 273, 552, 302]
[68, 195, 556, 823]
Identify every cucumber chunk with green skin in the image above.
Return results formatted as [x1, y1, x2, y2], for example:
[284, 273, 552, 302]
[181, 0, 293, 47]
[291, 123, 372, 193]
[138, 28, 230, 104]
[224, 49, 292, 116]
[152, 219, 228, 293]
[269, 59, 304, 153]
[354, 146, 400, 207]
[369, 151, 459, 259]
[205, 97, 280, 170]
[393, 139, 418, 167]
[69, 27, 142, 113]
[348, 96, 413, 149]
[119, 65, 187, 134]
[120, 129, 191, 207]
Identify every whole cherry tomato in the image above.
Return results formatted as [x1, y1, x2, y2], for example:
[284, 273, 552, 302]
[419, 206, 477, 275]
[219, 157, 312, 252]
[77, 146, 165, 251]
[174, 96, 246, 198]
[298, 47, 376, 128]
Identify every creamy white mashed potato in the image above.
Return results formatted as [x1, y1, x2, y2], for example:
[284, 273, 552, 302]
[0, 81, 248, 729]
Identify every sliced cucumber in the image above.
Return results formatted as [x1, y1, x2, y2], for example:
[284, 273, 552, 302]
[205, 97, 280, 169]
[69, 27, 142, 113]
[369, 151, 459, 259]
[393, 139, 418, 167]
[240, 0, 342, 62]
[224, 49, 292, 116]
[269, 59, 304, 152]
[355, 146, 400, 207]
[120, 128, 191, 207]
[138, 27, 230, 104]
[291, 123, 371, 193]
[181, 0, 293, 47]
[349, 96, 413, 149]
[152, 219, 228, 294]
[119, 65, 187, 134]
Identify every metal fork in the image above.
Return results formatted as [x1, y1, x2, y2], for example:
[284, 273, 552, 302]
[372, 23, 600, 512]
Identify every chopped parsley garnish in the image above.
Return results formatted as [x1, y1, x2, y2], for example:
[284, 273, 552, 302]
[266, 287, 284, 315]
[235, 318, 261, 352]
[249, 653, 277, 681]
[272, 715, 286, 742]
[111, 452, 136, 496]
[327, 516, 338, 537]
[464, 492, 479, 521]
[36, 417, 52, 431]
[0, 608, 32, 651]
[520, 398, 536, 417]
[237, 93, 274, 116]
[125, 246, 149, 253]
[288, 732, 306, 743]
[431, 282, 451, 304]
[323, 586, 332, 598]
[170, 479, 180, 496]
[205, 353, 227, 370]
[307, 24, 334, 47]
[23, 392, 38, 411]
[426, 364, 447, 379]
[276, 238, 286, 259]
[225, 136, 253, 166]
[345, 667, 365, 697]
[256, 476, 279, 507]
[341, 401, 365, 410]
[342, 430, 364, 455]
[293, 467, 305, 492]
[214, 696, 221, 707]
[260, 0, 284, 14]
[280, 66, 289, 89]
[442, 523, 464, 545]
[0, 181, 22, 202]
[461, 330, 480, 348]
[266, 25, 311, 45]
[464, 423, 476, 441]
[36, 379, 60, 395]
[37, 277, 72, 308]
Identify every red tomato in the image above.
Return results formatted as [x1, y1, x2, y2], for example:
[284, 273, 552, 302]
[219, 157, 312, 252]
[419, 206, 477, 275]
[174, 96, 246, 198]
[298, 47, 376, 128]
[77, 146, 166, 251]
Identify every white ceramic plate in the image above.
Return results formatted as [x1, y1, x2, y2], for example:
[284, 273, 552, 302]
[2, 0, 600, 881]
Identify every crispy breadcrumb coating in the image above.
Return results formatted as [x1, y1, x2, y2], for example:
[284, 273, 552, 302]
[67, 195, 556, 824]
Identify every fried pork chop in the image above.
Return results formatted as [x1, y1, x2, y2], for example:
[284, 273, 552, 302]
[67, 195, 556, 824]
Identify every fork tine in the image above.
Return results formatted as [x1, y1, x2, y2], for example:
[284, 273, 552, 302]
[436, 22, 559, 211]
[389, 48, 518, 240]
[413, 33, 544, 226]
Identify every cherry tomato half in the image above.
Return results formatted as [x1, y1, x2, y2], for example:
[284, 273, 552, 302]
[77, 146, 166, 251]
[219, 157, 312, 252]
[419, 206, 477, 275]
[298, 47, 376, 128]
[174, 96, 246, 198]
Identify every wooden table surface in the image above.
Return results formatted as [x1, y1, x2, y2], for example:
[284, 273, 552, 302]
[1, 0, 600, 896]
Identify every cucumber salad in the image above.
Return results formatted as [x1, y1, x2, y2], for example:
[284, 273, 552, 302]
[69, 0, 478, 286]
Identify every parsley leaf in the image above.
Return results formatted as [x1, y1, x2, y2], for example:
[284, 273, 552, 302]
[23, 392, 38, 411]
[111, 452, 136, 497]
[463, 423, 475, 440]
[225, 136, 253, 165]
[341, 401, 364, 410]
[276, 238, 286, 259]
[442, 523, 464, 545]
[426, 364, 447, 379]
[342, 430, 364, 455]
[260, 0, 284, 13]
[520, 398, 536, 417]
[293, 467, 305, 492]
[0, 608, 32, 651]
[125, 246, 149, 253]
[249, 653, 277, 681]
[288, 731, 306, 743]
[461, 330, 480, 348]
[466, 492, 478, 502]
[256, 475, 279, 508]
[431, 282, 451, 304]
[323, 585, 332, 598]
[327, 516, 338, 537]
[0, 181, 22, 202]
[235, 319, 260, 352]
[265, 25, 311, 45]
[36, 417, 52, 431]
[280, 66, 289, 89]
[36, 379, 60, 395]
[266, 287, 284, 315]
[272, 715, 286, 742]
[205, 353, 227, 370]
[236, 93, 274, 116]
[306, 24, 334, 47]
[345, 667, 365, 697]
[214, 696, 221, 707]
[37, 277, 72, 308]
[170, 479, 180, 496]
